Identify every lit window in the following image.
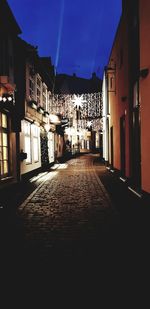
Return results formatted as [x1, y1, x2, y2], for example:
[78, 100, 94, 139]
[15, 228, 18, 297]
[0, 112, 9, 178]
[32, 125, 39, 162]
[23, 121, 31, 164]
[25, 136, 31, 163]
[2, 114, 7, 128]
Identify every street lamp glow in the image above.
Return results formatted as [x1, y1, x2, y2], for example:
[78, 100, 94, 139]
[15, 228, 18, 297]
[49, 114, 61, 124]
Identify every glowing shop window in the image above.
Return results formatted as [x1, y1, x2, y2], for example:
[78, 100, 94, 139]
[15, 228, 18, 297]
[33, 138, 39, 162]
[25, 136, 31, 163]
[32, 125, 39, 162]
[23, 121, 31, 163]
[3, 147, 8, 160]
[3, 161, 8, 174]
[24, 122, 30, 135]
[2, 114, 7, 128]
[2, 133, 8, 146]
[0, 112, 9, 177]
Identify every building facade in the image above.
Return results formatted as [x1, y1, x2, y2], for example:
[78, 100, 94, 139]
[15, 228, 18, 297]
[0, 0, 64, 185]
[17, 40, 55, 178]
[103, 0, 150, 199]
[139, 0, 150, 195]
[0, 0, 21, 187]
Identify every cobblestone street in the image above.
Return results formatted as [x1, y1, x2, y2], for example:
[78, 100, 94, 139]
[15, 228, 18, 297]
[1, 154, 149, 304]
[13, 154, 119, 263]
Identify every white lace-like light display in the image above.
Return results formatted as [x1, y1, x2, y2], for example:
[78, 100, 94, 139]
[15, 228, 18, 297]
[48, 92, 103, 150]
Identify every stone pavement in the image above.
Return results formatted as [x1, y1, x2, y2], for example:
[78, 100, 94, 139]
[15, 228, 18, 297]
[1, 154, 149, 305]
[15, 154, 120, 263]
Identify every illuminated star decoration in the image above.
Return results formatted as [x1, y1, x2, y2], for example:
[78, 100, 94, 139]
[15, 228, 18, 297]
[72, 95, 86, 110]
[87, 120, 92, 127]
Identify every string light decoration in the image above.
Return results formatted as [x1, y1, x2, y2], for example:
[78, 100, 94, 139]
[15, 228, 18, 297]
[49, 92, 102, 115]
[48, 92, 103, 134]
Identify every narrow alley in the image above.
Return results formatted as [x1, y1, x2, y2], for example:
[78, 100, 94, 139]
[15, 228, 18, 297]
[1, 0, 150, 304]
[1, 153, 150, 305]
[1, 154, 119, 262]
[1, 153, 149, 266]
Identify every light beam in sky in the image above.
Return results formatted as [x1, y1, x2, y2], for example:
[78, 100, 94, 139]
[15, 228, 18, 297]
[55, 0, 65, 71]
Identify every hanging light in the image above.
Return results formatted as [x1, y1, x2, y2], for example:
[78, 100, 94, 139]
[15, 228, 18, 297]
[8, 96, 13, 102]
[0, 93, 14, 104]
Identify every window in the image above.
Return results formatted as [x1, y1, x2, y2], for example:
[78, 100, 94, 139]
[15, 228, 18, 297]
[48, 92, 52, 113]
[29, 78, 34, 97]
[36, 75, 42, 105]
[110, 77, 113, 89]
[37, 77, 41, 88]
[133, 82, 139, 108]
[22, 121, 40, 164]
[109, 75, 115, 92]
[42, 84, 47, 110]
[23, 121, 31, 164]
[0, 113, 9, 178]
[32, 125, 39, 162]
[37, 88, 41, 105]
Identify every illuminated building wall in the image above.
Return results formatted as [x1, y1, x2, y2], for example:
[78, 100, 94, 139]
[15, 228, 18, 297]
[139, 0, 150, 193]
[0, 0, 21, 186]
[104, 0, 150, 196]
[19, 41, 56, 177]
[106, 11, 130, 177]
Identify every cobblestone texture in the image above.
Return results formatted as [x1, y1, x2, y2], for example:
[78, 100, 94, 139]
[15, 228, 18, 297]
[2, 154, 148, 304]
[16, 154, 120, 261]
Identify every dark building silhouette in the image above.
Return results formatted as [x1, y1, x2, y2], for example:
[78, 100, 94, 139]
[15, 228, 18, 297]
[54, 72, 102, 95]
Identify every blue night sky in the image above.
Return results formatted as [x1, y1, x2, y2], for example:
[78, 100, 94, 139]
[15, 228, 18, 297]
[7, 0, 122, 79]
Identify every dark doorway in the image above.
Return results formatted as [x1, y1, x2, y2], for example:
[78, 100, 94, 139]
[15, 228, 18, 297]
[120, 115, 126, 177]
[100, 132, 103, 158]
[132, 107, 141, 188]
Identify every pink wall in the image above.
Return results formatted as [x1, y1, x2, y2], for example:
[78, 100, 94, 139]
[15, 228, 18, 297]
[140, 0, 150, 193]
[108, 13, 130, 177]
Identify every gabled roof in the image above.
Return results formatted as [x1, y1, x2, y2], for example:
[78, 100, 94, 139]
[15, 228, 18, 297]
[0, 0, 22, 35]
